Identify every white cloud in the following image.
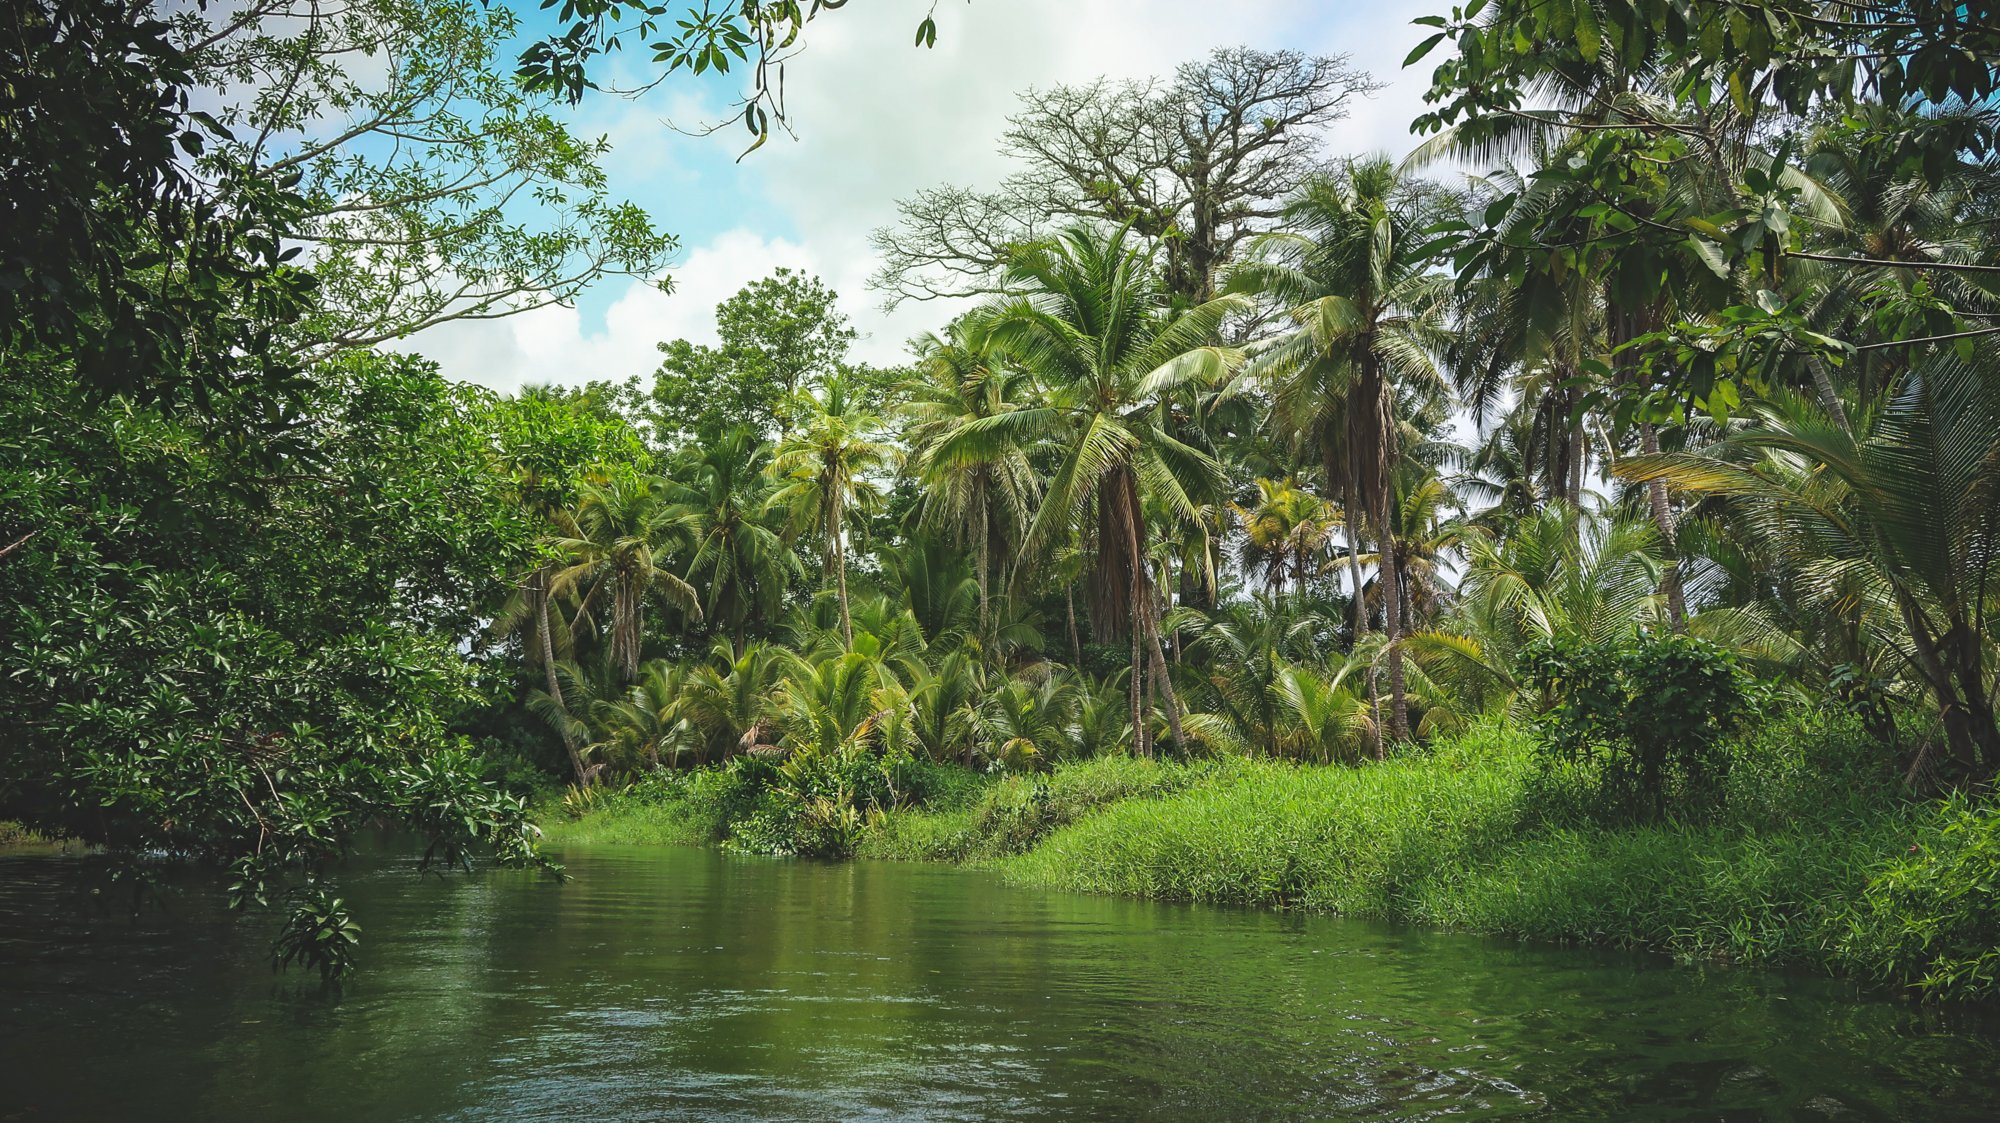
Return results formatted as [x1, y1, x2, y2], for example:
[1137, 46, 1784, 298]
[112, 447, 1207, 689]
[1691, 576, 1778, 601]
[410, 227, 938, 392]
[408, 1, 1445, 392]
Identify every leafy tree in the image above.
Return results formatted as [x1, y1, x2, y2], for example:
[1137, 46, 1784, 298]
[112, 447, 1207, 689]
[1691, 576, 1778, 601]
[1521, 631, 1753, 821]
[642, 268, 856, 444]
[0, 352, 555, 973]
[2, 0, 316, 411]
[174, 0, 676, 357]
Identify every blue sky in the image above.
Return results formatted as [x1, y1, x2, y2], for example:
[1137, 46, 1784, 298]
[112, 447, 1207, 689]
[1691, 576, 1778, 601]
[413, 1, 1448, 392]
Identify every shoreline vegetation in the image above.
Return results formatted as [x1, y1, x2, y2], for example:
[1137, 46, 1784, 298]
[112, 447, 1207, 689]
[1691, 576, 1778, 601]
[541, 715, 2000, 1004]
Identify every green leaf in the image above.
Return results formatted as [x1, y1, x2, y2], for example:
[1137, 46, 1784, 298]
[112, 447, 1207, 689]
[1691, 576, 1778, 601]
[1574, 0, 1602, 61]
[1406, 33, 1448, 68]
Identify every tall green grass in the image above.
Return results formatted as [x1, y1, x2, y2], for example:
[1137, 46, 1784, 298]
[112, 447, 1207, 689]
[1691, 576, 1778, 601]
[542, 711, 2000, 998]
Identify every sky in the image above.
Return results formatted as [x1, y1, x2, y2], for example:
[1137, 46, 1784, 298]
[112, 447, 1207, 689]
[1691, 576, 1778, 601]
[409, 1, 1447, 394]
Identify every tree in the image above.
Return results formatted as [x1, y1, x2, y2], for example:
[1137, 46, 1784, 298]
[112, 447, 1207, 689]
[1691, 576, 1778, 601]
[0, 351, 555, 975]
[668, 427, 801, 654]
[949, 223, 1247, 754]
[873, 48, 1379, 306]
[1230, 160, 1458, 742]
[1, 0, 315, 411]
[1233, 478, 1339, 599]
[641, 269, 856, 445]
[903, 317, 1041, 630]
[770, 377, 896, 649]
[552, 474, 701, 684]
[1626, 355, 2000, 780]
[172, 0, 676, 358]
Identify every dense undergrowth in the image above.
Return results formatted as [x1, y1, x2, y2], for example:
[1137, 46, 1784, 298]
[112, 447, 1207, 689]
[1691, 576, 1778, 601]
[542, 713, 2000, 1001]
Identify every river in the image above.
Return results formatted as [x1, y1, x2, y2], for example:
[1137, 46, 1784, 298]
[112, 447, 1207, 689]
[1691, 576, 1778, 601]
[2, 844, 1996, 1121]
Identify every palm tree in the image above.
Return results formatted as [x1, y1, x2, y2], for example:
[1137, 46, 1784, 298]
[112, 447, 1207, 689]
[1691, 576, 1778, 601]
[1625, 353, 2000, 779]
[903, 317, 1041, 631]
[1230, 158, 1458, 742]
[1233, 479, 1340, 599]
[942, 223, 1247, 754]
[551, 473, 701, 684]
[1405, 504, 1666, 719]
[1169, 595, 1329, 756]
[770, 376, 897, 650]
[668, 427, 799, 655]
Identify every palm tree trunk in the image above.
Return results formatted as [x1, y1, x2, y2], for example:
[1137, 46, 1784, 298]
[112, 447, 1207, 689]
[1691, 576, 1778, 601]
[1143, 586, 1186, 751]
[1568, 422, 1585, 506]
[975, 475, 991, 631]
[1067, 583, 1083, 668]
[1380, 518, 1409, 743]
[1114, 472, 1185, 751]
[831, 497, 853, 649]
[1341, 479, 1381, 759]
[536, 573, 590, 787]
[1128, 600, 1147, 757]
[1638, 421, 1689, 631]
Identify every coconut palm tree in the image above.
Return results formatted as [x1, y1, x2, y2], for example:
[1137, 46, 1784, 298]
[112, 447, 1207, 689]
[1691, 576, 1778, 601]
[1234, 478, 1339, 599]
[771, 376, 897, 650]
[1405, 503, 1666, 719]
[1624, 351, 2000, 779]
[1229, 158, 1458, 741]
[903, 317, 1041, 631]
[942, 222, 1248, 754]
[668, 427, 799, 656]
[552, 474, 701, 685]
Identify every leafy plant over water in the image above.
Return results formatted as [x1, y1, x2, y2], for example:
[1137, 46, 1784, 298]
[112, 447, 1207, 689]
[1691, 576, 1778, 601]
[272, 886, 362, 984]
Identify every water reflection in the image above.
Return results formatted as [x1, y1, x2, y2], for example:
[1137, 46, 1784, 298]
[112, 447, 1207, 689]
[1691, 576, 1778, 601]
[1, 845, 1994, 1121]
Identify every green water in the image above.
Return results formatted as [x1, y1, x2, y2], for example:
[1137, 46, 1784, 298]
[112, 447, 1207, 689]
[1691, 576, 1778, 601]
[2, 845, 1996, 1121]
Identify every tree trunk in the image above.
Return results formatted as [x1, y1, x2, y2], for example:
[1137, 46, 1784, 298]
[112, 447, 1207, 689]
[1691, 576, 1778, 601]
[831, 498, 853, 649]
[1380, 516, 1409, 743]
[1341, 479, 1381, 759]
[1114, 471, 1184, 751]
[1638, 421, 1689, 631]
[537, 573, 590, 787]
[975, 476, 990, 632]
[1128, 599, 1147, 757]
[1568, 422, 1585, 506]
[1067, 583, 1084, 669]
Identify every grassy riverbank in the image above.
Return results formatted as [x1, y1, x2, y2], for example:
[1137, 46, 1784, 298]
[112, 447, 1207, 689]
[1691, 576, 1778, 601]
[542, 716, 2000, 1000]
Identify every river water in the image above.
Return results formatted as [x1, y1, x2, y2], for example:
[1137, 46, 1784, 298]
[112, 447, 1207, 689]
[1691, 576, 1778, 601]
[2, 844, 1996, 1121]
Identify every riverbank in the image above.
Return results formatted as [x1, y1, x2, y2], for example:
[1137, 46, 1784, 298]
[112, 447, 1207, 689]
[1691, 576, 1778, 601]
[542, 716, 2000, 1001]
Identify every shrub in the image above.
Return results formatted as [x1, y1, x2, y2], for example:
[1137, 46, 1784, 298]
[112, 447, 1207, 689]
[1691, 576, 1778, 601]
[1848, 797, 2000, 997]
[1519, 632, 1753, 820]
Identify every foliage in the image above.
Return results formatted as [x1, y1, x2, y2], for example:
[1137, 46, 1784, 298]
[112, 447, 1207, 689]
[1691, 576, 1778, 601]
[2, 0, 315, 410]
[515, 0, 948, 152]
[636, 269, 857, 445]
[271, 886, 362, 984]
[1519, 632, 1754, 819]
[0, 354, 557, 971]
[1851, 798, 2000, 996]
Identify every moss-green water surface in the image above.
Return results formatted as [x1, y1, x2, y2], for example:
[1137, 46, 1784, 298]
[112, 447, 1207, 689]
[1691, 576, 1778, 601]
[2, 844, 1995, 1121]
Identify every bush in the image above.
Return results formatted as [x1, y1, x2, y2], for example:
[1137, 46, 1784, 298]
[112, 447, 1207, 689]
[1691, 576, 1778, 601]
[1519, 633, 1753, 821]
[1847, 796, 2000, 996]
